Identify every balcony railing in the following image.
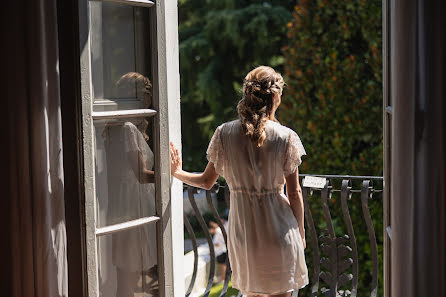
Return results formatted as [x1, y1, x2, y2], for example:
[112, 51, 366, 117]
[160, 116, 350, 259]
[183, 174, 384, 297]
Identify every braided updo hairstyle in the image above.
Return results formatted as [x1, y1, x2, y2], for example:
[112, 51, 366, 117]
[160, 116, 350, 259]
[237, 66, 284, 147]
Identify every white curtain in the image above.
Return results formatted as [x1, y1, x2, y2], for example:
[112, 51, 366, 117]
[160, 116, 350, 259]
[7, 0, 68, 296]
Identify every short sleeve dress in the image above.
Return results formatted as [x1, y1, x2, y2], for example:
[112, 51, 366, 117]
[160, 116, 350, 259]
[206, 119, 309, 295]
[104, 122, 157, 272]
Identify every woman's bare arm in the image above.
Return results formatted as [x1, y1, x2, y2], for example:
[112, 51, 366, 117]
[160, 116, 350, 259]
[127, 150, 155, 184]
[285, 167, 306, 249]
[170, 142, 219, 190]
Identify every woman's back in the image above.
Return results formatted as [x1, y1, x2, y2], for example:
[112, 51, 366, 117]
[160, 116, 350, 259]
[208, 119, 305, 193]
[207, 119, 309, 295]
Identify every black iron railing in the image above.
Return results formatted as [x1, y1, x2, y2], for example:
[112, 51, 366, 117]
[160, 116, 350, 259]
[184, 174, 383, 297]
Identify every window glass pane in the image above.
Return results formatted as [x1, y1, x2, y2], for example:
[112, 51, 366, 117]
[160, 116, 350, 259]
[95, 116, 156, 228]
[90, 1, 152, 102]
[97, 224, 159, 297]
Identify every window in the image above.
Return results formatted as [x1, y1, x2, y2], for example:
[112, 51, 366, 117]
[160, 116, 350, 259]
[90, 1, 153, 111]
[78, 0, 179, 296]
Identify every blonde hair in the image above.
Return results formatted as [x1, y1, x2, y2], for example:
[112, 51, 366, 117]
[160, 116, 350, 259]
[237, 66, 284, 147]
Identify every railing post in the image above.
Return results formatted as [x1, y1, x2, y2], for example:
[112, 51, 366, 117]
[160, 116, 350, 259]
[361, 180, 379, 297]
[302, 186, 321, 297]
[186, 186, 216, 297]
[340, 179, 358, 297]
[205, 185, 232, 297]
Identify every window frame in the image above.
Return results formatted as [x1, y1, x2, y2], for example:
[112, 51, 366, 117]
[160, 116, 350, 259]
[78, 0, 176, 296]
[382, 0, 391, 296]
[89, 0, 153, 111]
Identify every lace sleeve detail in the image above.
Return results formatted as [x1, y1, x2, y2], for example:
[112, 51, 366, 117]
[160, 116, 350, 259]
[206, 125, 225, 177]
[283, 130, 307, 176]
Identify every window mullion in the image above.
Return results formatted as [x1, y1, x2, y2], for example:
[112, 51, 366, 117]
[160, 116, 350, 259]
[79, 0, 100, 296]
[96, 216, 160, 236]
[92, 108, 157, 120]
[89, 0, 154, 8]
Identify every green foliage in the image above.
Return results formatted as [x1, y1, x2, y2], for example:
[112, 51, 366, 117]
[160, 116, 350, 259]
[282, 1, 383, 296]
[207, 280, 239, 297]
[179, 0, 296, 170]
[281, 0, 383, 177]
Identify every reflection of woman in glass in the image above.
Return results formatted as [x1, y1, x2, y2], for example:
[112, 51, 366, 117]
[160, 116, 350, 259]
[102, 72, 158, 297]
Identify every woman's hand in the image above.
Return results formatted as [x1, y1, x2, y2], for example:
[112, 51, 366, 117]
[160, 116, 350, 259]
[169, 142, 219, 190]
[170, 142, 182, 176]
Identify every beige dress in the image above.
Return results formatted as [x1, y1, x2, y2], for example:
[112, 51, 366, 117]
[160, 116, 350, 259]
[207, 119, 309, 295]
[104, 122, 157, 272]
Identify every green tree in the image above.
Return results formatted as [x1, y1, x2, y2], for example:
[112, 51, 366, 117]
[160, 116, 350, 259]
[282, 1, 383, 296]
[281, 0, 382, 177]
[179, 0, 295, 171]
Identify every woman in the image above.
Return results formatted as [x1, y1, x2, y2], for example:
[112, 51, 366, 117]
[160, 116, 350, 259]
[170, 66, 308, 296]
[100, 72, 158, 297]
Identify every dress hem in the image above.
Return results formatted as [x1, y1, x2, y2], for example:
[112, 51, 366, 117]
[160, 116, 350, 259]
[233, 279, 309, 296]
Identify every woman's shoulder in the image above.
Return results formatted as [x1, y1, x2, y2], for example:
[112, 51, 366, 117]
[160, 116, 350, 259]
[217, 119, 240, 133]
[221, 119, 240, 127]
[267, 120, 299, 138]
[122, 121, 150, 148]
[123, 121, 139, 132]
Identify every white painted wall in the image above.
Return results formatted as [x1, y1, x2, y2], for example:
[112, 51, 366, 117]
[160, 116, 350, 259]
[163, 0, 184, 296]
